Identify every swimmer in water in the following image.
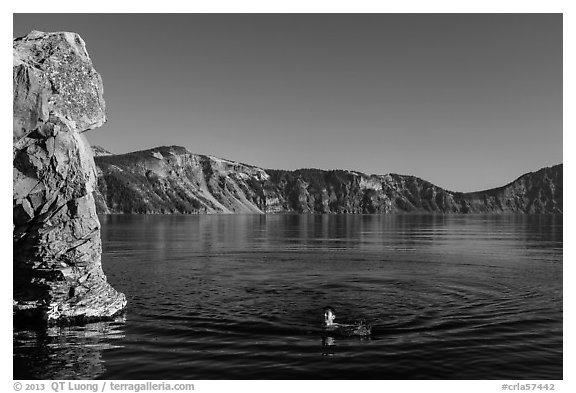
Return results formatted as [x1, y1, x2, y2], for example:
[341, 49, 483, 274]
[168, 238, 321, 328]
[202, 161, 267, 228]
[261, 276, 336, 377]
[324, 306, 345, 328]
[323, 306, 371, 336]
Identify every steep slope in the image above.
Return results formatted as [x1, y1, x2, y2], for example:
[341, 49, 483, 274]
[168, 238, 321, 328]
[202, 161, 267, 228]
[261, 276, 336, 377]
[456, 165, 563, 213]
[264, 169, 461, 213]
[95, 146, 269, 214]
[94, 146, 562, 215]
[92, 145, 113, 157]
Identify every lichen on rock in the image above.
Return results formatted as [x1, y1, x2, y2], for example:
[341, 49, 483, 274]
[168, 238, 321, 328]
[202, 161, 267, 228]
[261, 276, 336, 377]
[13, 31, 126, 325]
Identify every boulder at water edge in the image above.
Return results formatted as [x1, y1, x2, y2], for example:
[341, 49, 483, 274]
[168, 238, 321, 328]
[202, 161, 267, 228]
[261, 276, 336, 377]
[13, 31, 126, 324]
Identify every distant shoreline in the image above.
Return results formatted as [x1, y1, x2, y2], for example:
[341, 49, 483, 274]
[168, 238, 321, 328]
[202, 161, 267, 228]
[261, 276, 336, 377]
[94, 146, 562, 216]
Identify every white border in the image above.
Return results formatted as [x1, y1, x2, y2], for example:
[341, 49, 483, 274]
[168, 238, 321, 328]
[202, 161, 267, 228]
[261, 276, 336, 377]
[4, 2, 573, 392]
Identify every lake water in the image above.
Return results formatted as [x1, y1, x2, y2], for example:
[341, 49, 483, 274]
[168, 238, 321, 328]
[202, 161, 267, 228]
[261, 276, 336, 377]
[13, 214, 563, 380]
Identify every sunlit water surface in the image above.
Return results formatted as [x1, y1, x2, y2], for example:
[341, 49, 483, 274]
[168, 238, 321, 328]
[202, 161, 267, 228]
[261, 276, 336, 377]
[14, 214, 562, 379]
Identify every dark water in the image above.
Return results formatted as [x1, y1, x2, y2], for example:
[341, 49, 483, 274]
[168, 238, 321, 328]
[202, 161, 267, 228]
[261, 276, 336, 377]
[14, 214, 563, 380]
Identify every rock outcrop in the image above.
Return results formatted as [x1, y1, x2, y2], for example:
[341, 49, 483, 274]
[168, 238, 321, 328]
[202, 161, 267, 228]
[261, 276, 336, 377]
[94, 145, 562, 215]
[13, 31, 126, 325]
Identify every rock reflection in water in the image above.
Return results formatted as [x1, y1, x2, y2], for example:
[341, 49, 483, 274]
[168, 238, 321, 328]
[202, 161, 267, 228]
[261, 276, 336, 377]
[13, 316, 126, 380]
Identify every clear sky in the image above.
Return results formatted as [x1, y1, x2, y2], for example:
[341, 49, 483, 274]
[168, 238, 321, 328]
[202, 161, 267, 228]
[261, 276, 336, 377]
[13, 13, 562, 192]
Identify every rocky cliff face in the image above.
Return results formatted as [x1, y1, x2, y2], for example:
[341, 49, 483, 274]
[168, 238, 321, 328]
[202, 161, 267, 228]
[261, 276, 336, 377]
[95, 146, 269, 214]
[455, 165, 563, 213]
[94, 145, 562, 215]
[13, 31, 126, 325]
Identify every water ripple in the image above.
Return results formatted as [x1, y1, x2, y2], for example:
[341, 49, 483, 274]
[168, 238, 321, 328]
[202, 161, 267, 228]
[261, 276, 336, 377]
[14, 214, 562, 379]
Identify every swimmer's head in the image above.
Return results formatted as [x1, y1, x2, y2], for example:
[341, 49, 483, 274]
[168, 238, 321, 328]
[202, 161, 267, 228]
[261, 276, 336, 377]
[324, 306, 336, 326]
